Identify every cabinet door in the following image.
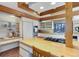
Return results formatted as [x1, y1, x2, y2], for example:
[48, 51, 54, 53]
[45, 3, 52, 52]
[40, 21, 52, 29]
[20, 47, 32, 57]
[19, 43, 32, 57]
[23, 22, 33, 39]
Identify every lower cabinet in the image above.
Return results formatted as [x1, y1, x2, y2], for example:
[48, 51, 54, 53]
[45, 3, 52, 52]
[0, 42, 19, 53]
[19, 43, 32, 57]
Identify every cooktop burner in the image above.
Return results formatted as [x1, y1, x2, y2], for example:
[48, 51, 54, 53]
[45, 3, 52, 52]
[44, 37, 65, 44]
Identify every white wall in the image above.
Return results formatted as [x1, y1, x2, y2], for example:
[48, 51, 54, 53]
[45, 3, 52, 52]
[0, 12, 18, 38]
[0, 12, 17, 22]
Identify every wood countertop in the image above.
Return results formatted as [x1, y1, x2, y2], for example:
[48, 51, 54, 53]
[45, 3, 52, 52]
[20, 38, 79, 57]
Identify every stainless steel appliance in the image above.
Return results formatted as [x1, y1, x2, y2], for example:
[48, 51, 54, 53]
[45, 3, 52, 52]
[33, 26, 38, 37]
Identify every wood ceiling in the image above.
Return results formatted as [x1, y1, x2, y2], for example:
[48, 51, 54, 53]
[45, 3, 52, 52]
[0, 2, 79, 20]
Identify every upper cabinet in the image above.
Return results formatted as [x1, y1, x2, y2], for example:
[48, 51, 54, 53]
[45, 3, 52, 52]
[73, 20, 79, 35]
[40, 20, 52, 30]
[39, 20, 65, 34]
[39, 20, 53, 34]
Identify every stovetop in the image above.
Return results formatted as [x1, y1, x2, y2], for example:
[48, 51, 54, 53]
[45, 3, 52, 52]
[44, 37, 65, 44]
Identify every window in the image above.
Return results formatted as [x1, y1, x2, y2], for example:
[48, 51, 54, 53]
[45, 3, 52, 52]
[54, 21, 65, 33]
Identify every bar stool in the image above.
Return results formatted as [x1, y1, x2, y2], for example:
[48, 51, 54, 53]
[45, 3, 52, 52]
[32, 46, 54, 57]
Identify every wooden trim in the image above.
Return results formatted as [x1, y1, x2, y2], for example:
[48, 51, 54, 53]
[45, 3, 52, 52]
[65, 2, 73, 48]
[0, 5, 38, 20]
[40, 2, 79, 16]
[39, 10, 79, 20]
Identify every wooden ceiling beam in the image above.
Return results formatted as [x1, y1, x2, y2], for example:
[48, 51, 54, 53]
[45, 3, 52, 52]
[39, 10, 79, 20]
[0, 5, 22, 17]
[0, 5, 38, 20]
[18, 2, 34, 12]
[21, 13, 39, 20]
[40, 5, 64, 16]
[40, 2, 79, 16]
[18, 2, 39, 15]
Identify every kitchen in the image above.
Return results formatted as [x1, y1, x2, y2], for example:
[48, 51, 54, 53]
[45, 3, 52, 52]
[0, 2, 79, 57]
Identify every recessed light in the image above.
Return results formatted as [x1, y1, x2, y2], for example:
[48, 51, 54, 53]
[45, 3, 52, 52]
[40, 6, 44, 9]
[51, 2, 56, 5]
[25, 2, 29, 4]
[10, 15, 15, 17]
[42, 21, 47, 22]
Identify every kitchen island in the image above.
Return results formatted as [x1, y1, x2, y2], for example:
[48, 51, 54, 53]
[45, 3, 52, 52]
[20, 38, 79, 57]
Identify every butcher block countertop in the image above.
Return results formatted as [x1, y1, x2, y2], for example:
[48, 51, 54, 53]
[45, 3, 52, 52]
[20, 38, 79, 57]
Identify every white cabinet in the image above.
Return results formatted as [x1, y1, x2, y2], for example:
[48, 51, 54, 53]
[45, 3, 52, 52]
[40, 21, 52, 30]
[0, 42, 19, 53]
[20, 47, 32, 57]
[0, 38, 22, 53]
[22, 22, 33, 39]
[39, 21, 53, 33]
[19, 43, 32, 57]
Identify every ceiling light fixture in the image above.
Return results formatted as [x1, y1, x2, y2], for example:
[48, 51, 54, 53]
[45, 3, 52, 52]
[25, 2, 29, 4]
[40, 6, 44, 9]
[51, 2, 56, 5]
[10, 15, 15, 17]
[42, 21, 47, 22]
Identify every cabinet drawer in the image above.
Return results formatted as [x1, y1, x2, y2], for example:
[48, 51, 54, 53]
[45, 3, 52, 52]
[20, 43, 32, 53]
[20, 47, 32, 57]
